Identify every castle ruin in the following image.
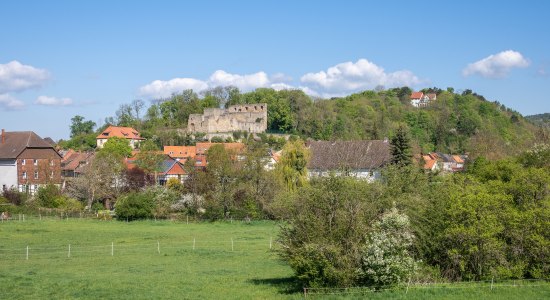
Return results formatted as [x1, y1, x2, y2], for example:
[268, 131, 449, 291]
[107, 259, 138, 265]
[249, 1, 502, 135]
[187, 103, 268, 134]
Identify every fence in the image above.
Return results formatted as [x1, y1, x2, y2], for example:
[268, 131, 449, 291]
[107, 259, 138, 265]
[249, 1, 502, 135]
[0, 237, 278, 261]
[303, 278, 550, 297]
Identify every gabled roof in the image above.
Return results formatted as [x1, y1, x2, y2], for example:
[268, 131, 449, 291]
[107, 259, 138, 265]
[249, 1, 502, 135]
[307, 140, 391, 170]
[96, 126, 144, 140]
[0, 131, 58, 159]
[195, 142, 246, 155]
[426, 93, 437, 101]
[160, 158, 186, 175]
[61, 151, 94, 171]
[410, 92, 424, 100]
[164, 146, 196, 159]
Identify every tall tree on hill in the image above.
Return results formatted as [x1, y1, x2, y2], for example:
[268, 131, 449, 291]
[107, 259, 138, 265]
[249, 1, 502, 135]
[70, 115, 96, 138]
[390, 125, 412, 166]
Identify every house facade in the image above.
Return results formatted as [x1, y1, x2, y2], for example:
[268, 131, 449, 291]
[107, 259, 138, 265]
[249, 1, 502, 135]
[306, 140, 391, 182]
[96, 126, 145, 149]
[60, 149, 94, 178]
[422, 152, 467, 172]
[0, 130, 62, 194]
[410, 92, 436, 107]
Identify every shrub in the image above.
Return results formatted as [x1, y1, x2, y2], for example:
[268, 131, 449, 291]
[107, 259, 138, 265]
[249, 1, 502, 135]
[36, 184, 62, 208]
[115, 192, 154, 220]
[2, 188, 27, 205]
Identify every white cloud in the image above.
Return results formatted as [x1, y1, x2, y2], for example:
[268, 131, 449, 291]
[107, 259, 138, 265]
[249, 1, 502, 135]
[138, 78, 209, 99]
[0, 61, 51, 93]
[0, 94, 25, 110]
[463, 50, 530, 78]
[300, 59, 423, 95]
[139, 70, 296, 99]
[35, 95, 73, 106]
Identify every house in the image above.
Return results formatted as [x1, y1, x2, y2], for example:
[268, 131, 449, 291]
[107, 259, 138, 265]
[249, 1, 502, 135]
[410, 92, 435, 108]
[422, 152, 467, 172]
[96, 126, 145, 149]
[60, 149, 94, 178]
[264, 149, 282, 171]
[0, 129, 62, 194]
[194, 142, 246, 167]
[125, 153, 187, 185]
[163, 146, 196, 162]
[306, 140, 391, 182]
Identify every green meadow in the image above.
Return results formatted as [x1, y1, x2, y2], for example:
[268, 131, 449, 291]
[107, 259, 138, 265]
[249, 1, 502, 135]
[1, 219, 549, 299]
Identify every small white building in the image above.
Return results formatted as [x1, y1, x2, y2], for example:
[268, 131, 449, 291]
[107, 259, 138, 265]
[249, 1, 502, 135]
[96, 126, 145, 149]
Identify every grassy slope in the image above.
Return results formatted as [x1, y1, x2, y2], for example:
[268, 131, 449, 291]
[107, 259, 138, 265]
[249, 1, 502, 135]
[1, 219, 549, 299]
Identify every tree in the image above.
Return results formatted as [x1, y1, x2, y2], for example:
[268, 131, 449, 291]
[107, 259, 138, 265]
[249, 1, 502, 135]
[135, 140, 165, 184]
[357, 207, 417, 287]
[390, 125, 412, 166]
[276, 140, 310, 192]
[70, 115, 96, 138]
[205, 144, 236, 217]
[98, 137, 132, 159]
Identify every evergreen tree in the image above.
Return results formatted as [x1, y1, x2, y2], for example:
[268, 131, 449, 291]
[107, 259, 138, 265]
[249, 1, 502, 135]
[390, 125, 412, 166]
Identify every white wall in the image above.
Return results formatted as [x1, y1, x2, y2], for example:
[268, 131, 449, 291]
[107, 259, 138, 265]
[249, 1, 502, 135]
[0, 159, 18, 190]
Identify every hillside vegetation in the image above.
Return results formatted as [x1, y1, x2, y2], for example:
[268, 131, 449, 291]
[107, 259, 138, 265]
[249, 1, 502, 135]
[66, 86, 543, 160]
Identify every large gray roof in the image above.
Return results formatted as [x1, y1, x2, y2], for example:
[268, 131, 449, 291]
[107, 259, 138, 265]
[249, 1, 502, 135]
[307, 140, 391, 170]
[0, 131, 55, 159]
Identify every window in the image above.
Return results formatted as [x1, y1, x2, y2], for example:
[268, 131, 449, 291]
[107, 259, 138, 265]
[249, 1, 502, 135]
[50, 171, 54, 178]
[34, 171, 38, 179]
[22, 171, 27, 179]
[21, 159, 26, 165]
[50, 160, 54, 166]
[33, 159, 38, 166]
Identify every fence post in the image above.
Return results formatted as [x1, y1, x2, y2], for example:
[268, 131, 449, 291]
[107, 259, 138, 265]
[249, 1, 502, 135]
[269, 237, 272, 250]
[406, 277, 411, 294]
[157, 241, 160, 254]
[26, 246, 29, 260]
[186, 215, 188, 224]
[231, 238, 234, 251]
[303, 287, 307, 298]
[193, 238, 195, 250]
[111, 242, 114, 256]
[491, 277, 494, 290]
[68, 244, 71, 258]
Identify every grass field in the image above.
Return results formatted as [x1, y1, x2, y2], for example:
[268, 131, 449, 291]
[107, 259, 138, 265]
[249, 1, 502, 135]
[1, 218, 549, 299]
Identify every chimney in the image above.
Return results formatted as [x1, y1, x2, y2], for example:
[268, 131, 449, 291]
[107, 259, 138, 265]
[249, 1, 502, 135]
[1, 129, 4, 144]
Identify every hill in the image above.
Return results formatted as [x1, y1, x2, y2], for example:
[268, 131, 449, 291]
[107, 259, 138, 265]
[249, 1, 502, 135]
[526, 113, 550, 128]
[68, 86, 545, 160]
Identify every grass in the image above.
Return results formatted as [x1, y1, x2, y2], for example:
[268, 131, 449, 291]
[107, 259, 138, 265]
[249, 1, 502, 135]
[1, 217, 550, 299]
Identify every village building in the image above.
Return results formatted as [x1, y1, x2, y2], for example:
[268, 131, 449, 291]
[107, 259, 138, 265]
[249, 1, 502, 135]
[96, 125, 145, 149]
[410, 92, 436, 107]
[422, 152, 467, 172]
[0, 129, 62, 194]
[194, 142, 246, 167]
[163, 145, 196, 162]
[187, 104, 267, 139]
[60, 149, 94, 178]
[306, 140, 391, 182]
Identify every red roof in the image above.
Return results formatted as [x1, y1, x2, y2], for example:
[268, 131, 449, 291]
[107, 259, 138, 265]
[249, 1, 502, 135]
[96, 126, 144, 140]
[164, 146, 196, 159]
[410, 92, 424, 100]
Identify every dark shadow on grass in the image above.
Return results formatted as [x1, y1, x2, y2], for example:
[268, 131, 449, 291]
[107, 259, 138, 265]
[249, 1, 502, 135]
[250, 277, 303, 295]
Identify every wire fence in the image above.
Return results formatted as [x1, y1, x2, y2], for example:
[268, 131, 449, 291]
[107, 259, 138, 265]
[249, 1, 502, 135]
[0, 237, 279, 261]
[303, 278, 550, 297]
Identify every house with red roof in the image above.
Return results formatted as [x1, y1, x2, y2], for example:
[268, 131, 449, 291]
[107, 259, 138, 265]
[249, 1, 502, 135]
[96, 126, 145, 149]
[422, 152, 467, 172]
[410, 92, 436, 107]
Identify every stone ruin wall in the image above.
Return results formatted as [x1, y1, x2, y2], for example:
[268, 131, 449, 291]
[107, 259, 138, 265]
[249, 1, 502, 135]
[187, 103, 267, 133]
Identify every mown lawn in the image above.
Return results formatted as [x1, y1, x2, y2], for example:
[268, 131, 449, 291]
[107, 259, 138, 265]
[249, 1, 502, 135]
[1, 218, 549, 299]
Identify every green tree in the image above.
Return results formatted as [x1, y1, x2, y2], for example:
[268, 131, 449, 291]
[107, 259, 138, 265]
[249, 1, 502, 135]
[98, 137, 132, 159]
[135, 140, 165, 184]
[70, 115, 96, 138]
[276, 140, 310, 192]
[390, 125, 412, 166]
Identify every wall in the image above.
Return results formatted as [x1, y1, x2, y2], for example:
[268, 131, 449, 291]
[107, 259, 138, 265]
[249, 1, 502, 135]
[0, 159, 17, 190]
[188, 103, 268, 134]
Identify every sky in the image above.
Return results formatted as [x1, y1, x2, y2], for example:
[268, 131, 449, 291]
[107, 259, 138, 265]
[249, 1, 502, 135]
[1, 0, 549, 140]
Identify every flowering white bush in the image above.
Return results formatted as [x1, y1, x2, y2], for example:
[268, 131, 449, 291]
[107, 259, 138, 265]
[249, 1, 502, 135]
[358, 207, 417, 287]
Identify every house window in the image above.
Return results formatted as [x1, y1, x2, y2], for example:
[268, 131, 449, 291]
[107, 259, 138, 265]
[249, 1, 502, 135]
[34, 171, 39, 179]
[50, 171, 54, 178]
[22, 159, 26, 165]
[22, 171, 27, 179]
[33, 159, 38, 166]
[50, 160, 54, 166]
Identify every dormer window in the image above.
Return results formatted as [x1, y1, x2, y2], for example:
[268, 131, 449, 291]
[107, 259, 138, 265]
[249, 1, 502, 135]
[102, 133, 109, 136]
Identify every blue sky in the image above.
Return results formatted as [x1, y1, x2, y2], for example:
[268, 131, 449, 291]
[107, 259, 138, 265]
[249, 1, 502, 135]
[1, 0, 549, 140]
